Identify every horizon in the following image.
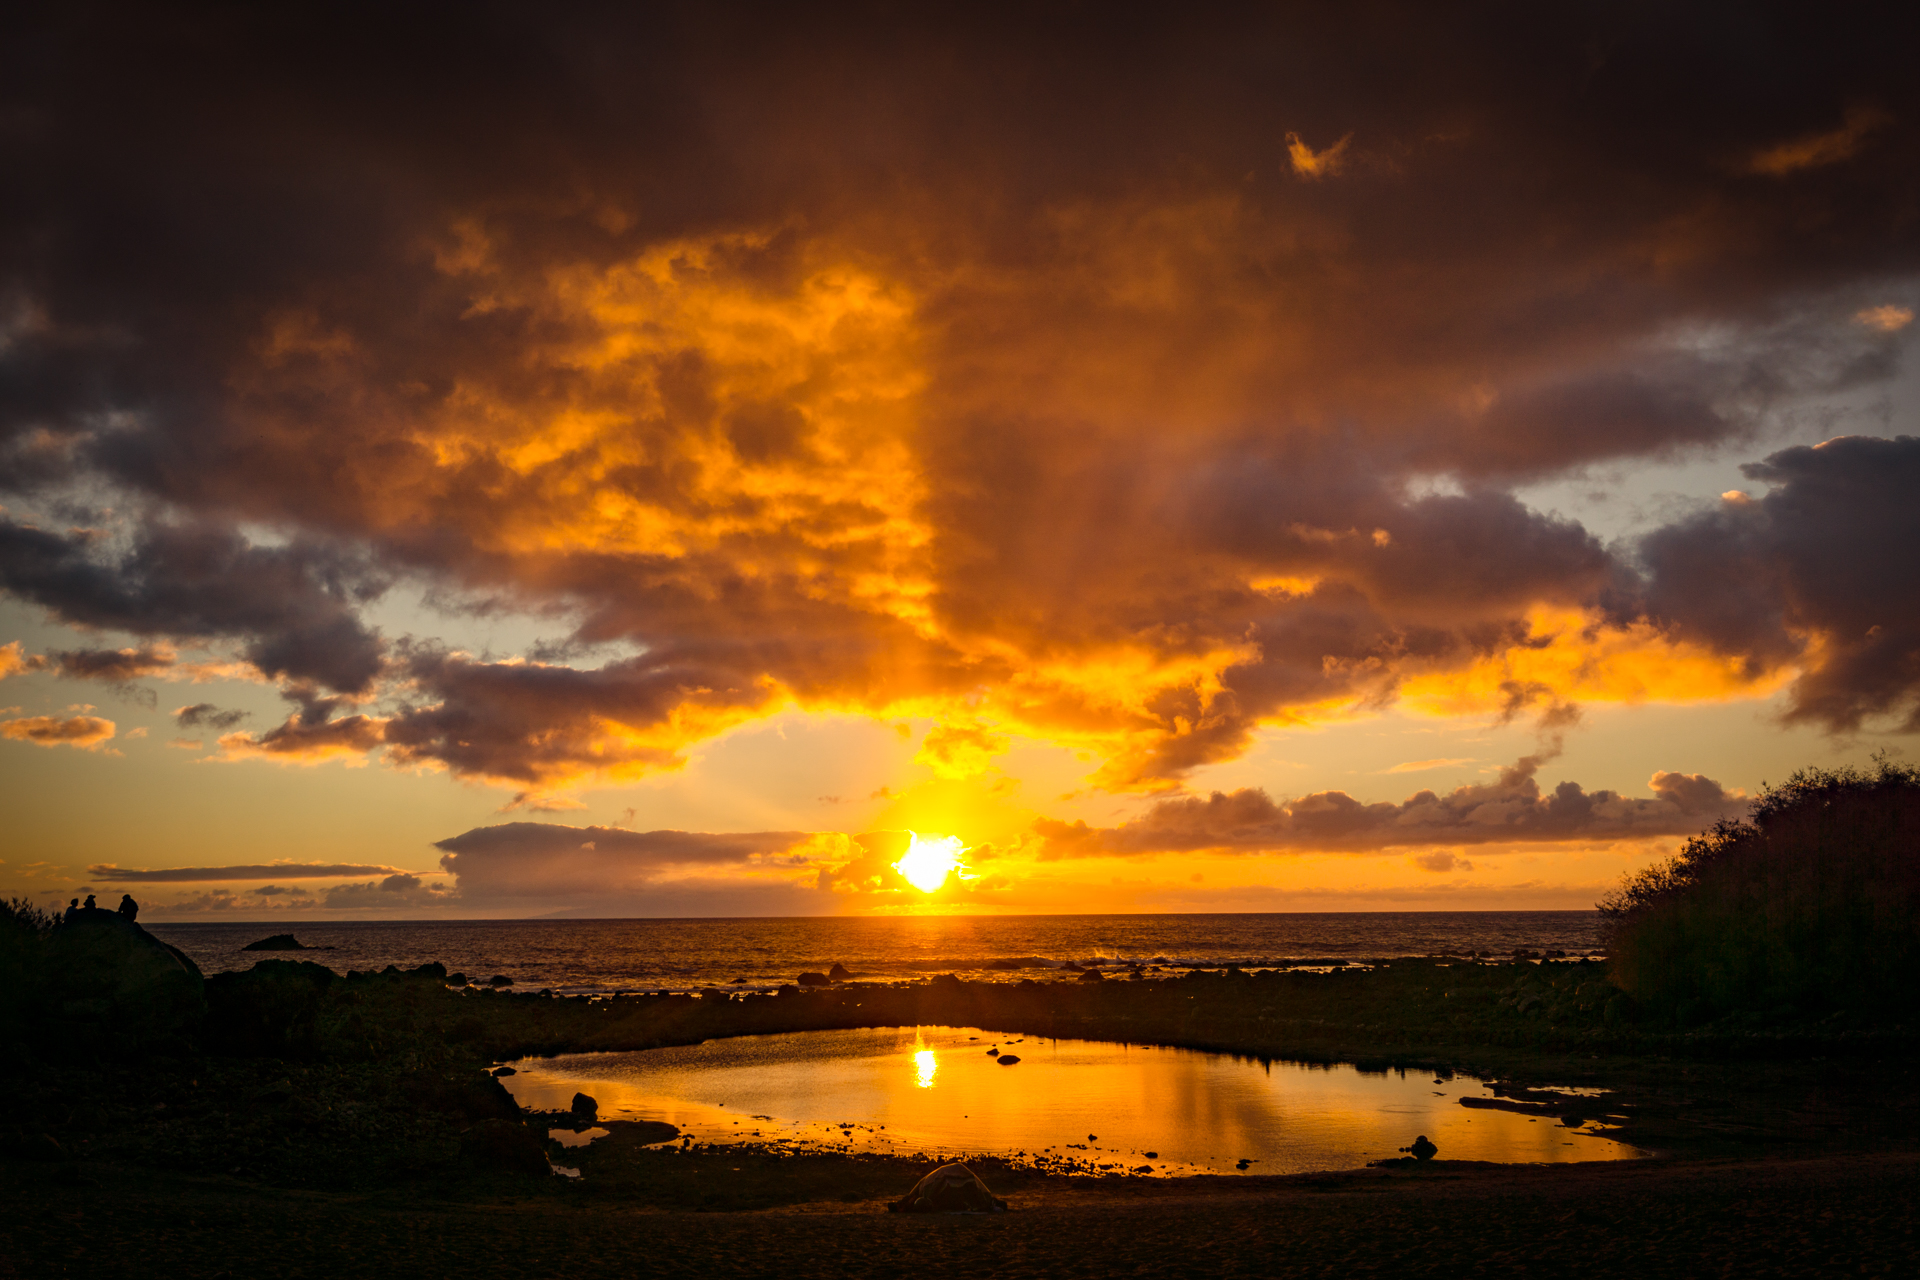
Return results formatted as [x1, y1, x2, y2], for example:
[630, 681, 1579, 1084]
[3, 6, 1916, 923]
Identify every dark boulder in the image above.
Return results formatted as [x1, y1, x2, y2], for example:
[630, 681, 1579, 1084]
[406, 1068, 523, 1121]
[205, 959, 336, 1058]
[42, 911, 205, 1046]
[1077, 968, 1105, 982]
[797, 971, 830, 986]
[887, 1162, 1007, 1213]
[827, 963, 853, 982]
[1402, 1135, 1438, 1161]
[487, 974, 514, 987]
[995, 1054, 1020, 1065]
[461, 1119, 550, 1176]
[570, 1092, 599, 1124]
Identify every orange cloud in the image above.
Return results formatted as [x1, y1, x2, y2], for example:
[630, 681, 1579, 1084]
[1, 714, 116, 750]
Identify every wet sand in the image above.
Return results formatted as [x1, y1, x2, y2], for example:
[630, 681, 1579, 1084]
[4, 1151, 1913, 1278]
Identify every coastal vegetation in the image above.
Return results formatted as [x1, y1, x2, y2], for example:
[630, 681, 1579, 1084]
[1601, 759, 1920, 1026]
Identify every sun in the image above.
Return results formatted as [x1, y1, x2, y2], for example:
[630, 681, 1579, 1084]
[894, 831, 964, 893]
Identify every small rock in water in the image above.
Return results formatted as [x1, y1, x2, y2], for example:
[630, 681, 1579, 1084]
[571, 1092, 599, 1123]
[827, 963, 853, 982]
[1088, 1134, 1098, 1142]
[796, 971, 830, 986]
[240, 933, 312, 951]
[488, 974, 513, 987]
[996, 1055, 1020, 1065]
[729, 977, 747, 984]
[1400, 1135, 1438, 1161]
[491, 1066, 516, 1077]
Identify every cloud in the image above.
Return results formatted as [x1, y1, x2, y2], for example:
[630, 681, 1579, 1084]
[174, 702, 248, 730]
[87, 861, 415, 881]
[0, 641, 48, 679]
[1747, 106, 1890, 176]
[1033, 757, 1745, 858]
[1638, 435, 1920, 731]
[52, 645, 176, 682]
[1383, 757, 1475, 774]
[432, 822, 824, 898]
[1411, 850, 1473, 873]
[1286, 131, 1351, 179]
[1, 714, 116, 750]
[0, 6, 1916, 799]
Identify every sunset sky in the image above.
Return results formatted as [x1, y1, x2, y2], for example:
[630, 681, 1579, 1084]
[2, 4, 1916, 919]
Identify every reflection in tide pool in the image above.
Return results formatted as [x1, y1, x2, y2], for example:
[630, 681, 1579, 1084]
[501, 1026, 1646, 1176]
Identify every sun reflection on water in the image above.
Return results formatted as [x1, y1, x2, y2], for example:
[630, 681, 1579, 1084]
[914, 1046, 938, 1088]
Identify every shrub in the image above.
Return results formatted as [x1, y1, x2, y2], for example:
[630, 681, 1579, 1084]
[1600, 758, 1920, 1023]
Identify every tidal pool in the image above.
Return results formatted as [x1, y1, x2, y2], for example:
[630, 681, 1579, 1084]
[501, 1025, 1645, 1175]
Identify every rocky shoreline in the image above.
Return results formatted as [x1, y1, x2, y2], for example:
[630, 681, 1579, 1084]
[5, 910, 1920, 1272]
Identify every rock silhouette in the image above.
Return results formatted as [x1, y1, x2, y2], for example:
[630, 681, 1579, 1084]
[1402, 1135, 1438, 1161]
[241, 934, 328, 951]
[887, 1162, 1007, 1213]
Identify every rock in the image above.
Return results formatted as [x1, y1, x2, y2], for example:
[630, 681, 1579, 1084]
[405, 1068, 523, 1121]
[447, 972, 468, 986]
[986, 1046, 1000, 1055]
[460, 1119, 551, 1176]
[1401, 1135, 1438, 1161]
[43, 911, 205, 1046]
[205, 959, 335, 1058]
[995, 1054, 1020, 1065]
[796, 971, 830, 986]
[570, 1092, 599, 1123]
[491, 1066, 516, 1077]
[1077, 968, 1105, 982]
[827, 963, 853, 982]
[241, 934, 316, 951]
[488, 974, 513, 987]
[886, 1162, 1008, 1213]
[729, 977, 747, 984]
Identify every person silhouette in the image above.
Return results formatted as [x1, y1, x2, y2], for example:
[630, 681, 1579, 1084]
[66, 898, 79, 921]
[83, 893, 97, 911]
[118, 894, 139, 921]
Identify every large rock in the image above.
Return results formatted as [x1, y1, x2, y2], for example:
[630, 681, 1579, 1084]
[42, 910, 205, 1046]
[205, 959, 336, 1058]
[888, 1163, 1007, 1213]
[827, 963, 853, 982]
[460, 1118, 551, 1176]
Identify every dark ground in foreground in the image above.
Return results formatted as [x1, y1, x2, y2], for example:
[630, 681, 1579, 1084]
[4, 1150, 1914, 1279]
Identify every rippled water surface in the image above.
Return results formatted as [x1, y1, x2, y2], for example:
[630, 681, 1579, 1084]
[151, 912, 1603, 992]
[501, 1026, 1644, 1176]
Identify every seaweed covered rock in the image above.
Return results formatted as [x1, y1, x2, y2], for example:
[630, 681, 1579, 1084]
[887, 1163, 1007, 1213]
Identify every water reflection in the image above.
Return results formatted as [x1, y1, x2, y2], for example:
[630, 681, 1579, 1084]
[501, 1025, 1645, 1176]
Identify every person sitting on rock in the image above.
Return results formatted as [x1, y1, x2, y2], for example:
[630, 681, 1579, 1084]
[83, 893, 97, 910]
[118, 894, 139, 921]
[65, 898, 79, 921]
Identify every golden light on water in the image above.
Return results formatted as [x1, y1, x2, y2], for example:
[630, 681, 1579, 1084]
[893, 831, 964, 892]
[914, 1047, 938, 1089]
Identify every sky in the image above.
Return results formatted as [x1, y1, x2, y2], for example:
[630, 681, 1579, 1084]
[2, 3, 1917, 920]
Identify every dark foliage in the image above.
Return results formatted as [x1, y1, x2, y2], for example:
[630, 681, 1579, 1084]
[1600, 758, 1920, 1022]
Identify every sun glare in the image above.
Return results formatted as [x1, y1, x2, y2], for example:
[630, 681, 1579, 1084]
[894, 831, 963, 892]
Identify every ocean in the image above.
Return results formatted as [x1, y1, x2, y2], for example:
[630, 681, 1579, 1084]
[148, 911, 1605, 994]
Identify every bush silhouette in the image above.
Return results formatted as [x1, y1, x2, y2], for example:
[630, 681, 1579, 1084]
[1600, 758, 1920, 1024]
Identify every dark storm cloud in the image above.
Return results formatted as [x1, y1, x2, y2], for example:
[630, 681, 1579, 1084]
[53, 645, 174, 682]
[0, 520, 387, 693]
[1, 3, 1916, 791]
[1639, 434, 1920, 730]
[1034, 760, 1745, 858]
